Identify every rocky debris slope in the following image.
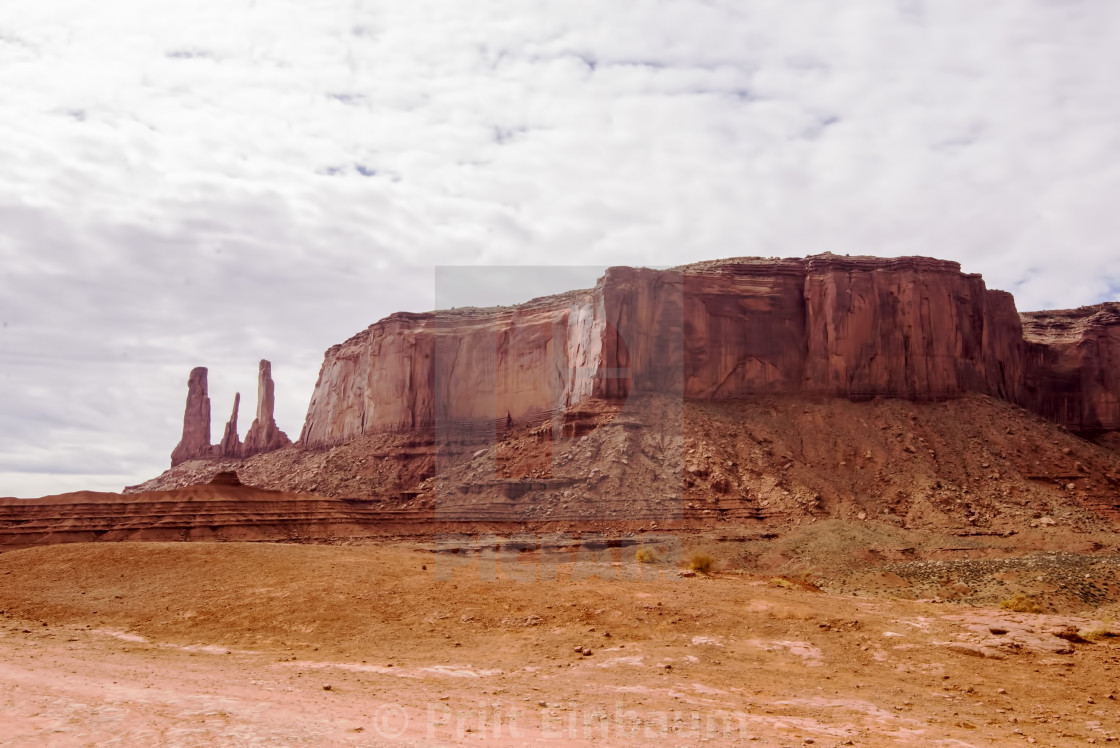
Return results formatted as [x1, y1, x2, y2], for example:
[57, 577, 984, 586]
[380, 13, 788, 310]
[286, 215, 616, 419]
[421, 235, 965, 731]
[819, 552, 1120, 613]
[131, 393, 1120, 540]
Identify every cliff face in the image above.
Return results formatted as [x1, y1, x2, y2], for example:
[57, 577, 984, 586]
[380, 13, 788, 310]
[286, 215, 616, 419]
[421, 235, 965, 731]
[298, 294, 608, 448]
[801, 257, 1024, 400]
[1022, 303, 1120, 433]
[169, 256, 1116, 462]
[298, 255, 1044, 448]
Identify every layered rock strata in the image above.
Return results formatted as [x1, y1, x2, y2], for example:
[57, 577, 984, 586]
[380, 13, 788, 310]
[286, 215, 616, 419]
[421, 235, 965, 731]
[1021, 303, 1120, 433]
[299, 255, 1039, 448]
[172, 256, 1120, 468]
[0, 480, 429, 553]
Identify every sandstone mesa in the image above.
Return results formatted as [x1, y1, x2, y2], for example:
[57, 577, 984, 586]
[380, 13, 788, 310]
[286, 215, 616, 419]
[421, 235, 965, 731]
[173, 254, 1120, 462]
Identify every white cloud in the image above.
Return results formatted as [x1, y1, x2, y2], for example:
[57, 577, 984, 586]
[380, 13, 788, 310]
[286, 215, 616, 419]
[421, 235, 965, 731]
[1, 0, 1119, 495]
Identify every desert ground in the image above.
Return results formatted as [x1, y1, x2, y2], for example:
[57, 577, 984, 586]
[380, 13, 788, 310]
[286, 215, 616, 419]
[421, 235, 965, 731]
[2, 536, 1119, 747]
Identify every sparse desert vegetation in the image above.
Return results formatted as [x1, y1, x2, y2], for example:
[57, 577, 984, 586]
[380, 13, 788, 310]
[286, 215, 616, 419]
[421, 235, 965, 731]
[687, 551, 715, 574]
[1000, 592, 1043, 614]
[1, 540, 1119, 746]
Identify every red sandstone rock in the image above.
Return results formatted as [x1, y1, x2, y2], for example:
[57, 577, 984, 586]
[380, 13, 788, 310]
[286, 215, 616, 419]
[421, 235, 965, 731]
[154, 255, 1113, 460]
[0, 484, 414, 552]
[1022, 303, 1120, 432]
[243, 360, 292, 456]
[298, 255, 1049, 448]
[208, 470, 243, 486]
[218, 393, 242, 457]
[170, 367, 213, 466]
[800, 255, 1024, 400]
[298, 295, 605, 447]
[170, 361, 290, 465]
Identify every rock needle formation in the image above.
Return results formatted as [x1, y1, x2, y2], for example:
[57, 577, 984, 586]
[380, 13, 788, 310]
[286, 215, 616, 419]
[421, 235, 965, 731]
[169, 367, 212, 466]
[170, 360, 290, 465]
[242, 360, 292, 456]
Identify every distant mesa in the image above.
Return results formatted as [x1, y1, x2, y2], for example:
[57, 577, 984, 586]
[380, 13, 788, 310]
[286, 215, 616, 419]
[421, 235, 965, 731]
[167, 255, 1120, 468]
[9, 254, 1118, 553]
[296, 255, 1120, 447]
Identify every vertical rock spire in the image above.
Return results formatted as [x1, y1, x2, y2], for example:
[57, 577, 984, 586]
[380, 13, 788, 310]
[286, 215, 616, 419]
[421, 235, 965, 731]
[218, 392, 242, 457]
[243, 359, 292, 456]
[170, 367, 213, 466]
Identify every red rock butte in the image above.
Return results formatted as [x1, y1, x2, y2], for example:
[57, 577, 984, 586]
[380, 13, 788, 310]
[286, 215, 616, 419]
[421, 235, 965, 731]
[290, 254, 1118, 451]
[164, 254, 1119, 470]
[6, 253, 1119, 549]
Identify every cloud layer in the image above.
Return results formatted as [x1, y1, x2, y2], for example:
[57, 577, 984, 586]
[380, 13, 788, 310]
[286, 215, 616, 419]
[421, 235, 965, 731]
[2, 0, 1119, 495]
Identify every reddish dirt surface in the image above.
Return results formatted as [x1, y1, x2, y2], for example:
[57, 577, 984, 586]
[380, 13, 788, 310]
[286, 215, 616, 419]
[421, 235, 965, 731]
[2, 541, 1120, 746]
[6, 393, 1120, 745]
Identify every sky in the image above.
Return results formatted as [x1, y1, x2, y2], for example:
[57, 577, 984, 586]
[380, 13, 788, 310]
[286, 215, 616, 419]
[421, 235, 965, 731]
[2, 0, 1119, 497]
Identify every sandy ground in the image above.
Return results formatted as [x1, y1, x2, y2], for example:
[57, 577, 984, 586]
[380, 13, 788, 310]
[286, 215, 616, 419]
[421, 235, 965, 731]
[2, 541, 1120, 747]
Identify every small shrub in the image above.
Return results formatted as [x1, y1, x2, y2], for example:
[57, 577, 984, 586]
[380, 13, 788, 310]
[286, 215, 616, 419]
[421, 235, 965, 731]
[635, 547, 659, 564]
[1082, 622, 1118, 641]
[769, 577, 797, 591]
[999, 593, 1042, 614]
[688, 552, 715, 575]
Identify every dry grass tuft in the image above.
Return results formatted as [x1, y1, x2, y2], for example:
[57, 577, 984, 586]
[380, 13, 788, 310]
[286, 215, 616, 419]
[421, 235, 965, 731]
[1000, 593, 1042, 614]
[688, 552, 715, 575]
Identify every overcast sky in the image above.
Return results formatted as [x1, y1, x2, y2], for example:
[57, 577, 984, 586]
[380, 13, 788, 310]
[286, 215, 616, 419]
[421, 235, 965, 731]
[2, 0, 1119, 497]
